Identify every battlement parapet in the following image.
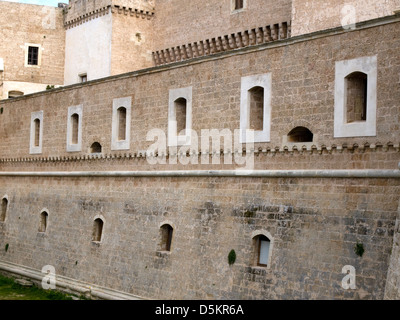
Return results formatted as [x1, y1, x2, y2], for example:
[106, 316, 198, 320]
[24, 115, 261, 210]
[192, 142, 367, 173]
[152, 21, 291, 66]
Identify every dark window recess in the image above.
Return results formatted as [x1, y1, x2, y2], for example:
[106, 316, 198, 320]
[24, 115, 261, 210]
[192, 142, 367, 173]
[28, 46, 39, 65]
[92, 218, 104, 242]
[160, 224, 173, 251]
[90, 142, 102, 153]
[174, 98, 187, 136]
[345, 72, 368, 123]
[117, 107, 127, 141]
[39, 211, 48, 233]
[235, 0, 244, 10]
[34, 119, 40, 147]
[252, 234, 271, 267]
[249, 86, 264, 131]
[257, 235, 270, 266]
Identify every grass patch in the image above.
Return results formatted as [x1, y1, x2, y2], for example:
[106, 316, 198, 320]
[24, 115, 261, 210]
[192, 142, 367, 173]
[0, 274, 82, 300]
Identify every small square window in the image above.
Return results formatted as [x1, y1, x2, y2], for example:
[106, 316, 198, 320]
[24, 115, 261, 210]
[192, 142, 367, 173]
[27, 46, 39, 66]
[80, 74, 87, 83]
[240, 73, 272, 143]
[232, 0, 246, 12]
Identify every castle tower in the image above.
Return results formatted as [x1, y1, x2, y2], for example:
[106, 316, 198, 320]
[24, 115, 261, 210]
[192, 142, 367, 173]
[63, 0, 155, 85]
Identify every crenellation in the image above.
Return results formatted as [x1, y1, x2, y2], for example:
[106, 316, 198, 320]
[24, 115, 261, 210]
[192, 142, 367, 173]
[0, 0, 399, 302]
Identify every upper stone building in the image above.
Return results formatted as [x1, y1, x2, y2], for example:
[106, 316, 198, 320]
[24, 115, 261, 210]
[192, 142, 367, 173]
[2, 0, 399, 97]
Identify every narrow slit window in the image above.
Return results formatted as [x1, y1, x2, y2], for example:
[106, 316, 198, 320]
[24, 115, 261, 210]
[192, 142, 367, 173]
[174, 98, 187, 136]
[71, 113, 79, 145]
[248, 86, 264, 131]
[1, 198, 8, 222]
[117, 107, 127, 141]
[160, 224, 173, 251]
[92, 218, 104, 242]
[8, 91, 24, 99]
[80, 74, 87, 83]
[334, 56, 377, 138]
[345, 72, 368, 123]
[27, 46, 39, 65]
[34, 118, 41, 147]
[39, 211, 48, 233]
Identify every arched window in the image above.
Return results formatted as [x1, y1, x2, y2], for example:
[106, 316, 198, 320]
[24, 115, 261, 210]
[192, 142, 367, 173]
[160, 224, 173, 251]
[1, 198, 8, 222]
[39, 211, 48, 233]
[252, 234, 271, 267]
[287, 126, 313, 143]
[92, 218, 104, 242]
[248, 86, 264, 131]
[90, 142, 102, 154]
[345, 72, 367, 123]
[112, 97, 131, 150]
[117, 107, 127, 141]
[34, 118, 41, 147]
[71, 113, 79, 145]
[174, 98, 187, 136]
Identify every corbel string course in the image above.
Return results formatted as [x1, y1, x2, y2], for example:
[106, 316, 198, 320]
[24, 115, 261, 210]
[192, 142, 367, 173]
[0, 142, 398, 164]
[64, 5, 112, 29]
[152, 21, 291, 66]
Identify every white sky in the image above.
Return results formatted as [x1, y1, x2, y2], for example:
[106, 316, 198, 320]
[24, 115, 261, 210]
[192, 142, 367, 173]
[0, 0, 62, 6]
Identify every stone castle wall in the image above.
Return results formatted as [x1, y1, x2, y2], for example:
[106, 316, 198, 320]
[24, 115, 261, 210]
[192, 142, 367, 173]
[0, 17, 399, 299]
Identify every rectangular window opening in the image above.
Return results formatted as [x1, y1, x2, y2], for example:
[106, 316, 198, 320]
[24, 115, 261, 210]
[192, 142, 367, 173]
[117, 107, 127, 141]
[258, 238, 270, 266]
